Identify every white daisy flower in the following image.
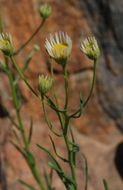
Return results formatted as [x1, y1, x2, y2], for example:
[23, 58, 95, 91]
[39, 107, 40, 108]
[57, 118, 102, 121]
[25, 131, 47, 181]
[45, 31, 72, 65]
[80, 36, 100, 61]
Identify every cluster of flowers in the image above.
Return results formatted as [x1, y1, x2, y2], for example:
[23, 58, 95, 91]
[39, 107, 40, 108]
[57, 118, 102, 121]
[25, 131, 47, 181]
[0, 4, 102, 189]
[0, 30, 100, 97]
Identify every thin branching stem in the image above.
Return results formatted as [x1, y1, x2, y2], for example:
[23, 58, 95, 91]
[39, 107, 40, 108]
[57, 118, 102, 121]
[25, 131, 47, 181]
[69, 59, 97, 118]
[14, 20, 45, 55]
[10, 56, 38, 97]
[62, 65, 77, 189]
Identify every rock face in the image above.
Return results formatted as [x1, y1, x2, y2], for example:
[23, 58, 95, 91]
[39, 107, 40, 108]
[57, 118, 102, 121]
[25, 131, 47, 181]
[0, 0, 123, 190]
[82, 0, 123, 131]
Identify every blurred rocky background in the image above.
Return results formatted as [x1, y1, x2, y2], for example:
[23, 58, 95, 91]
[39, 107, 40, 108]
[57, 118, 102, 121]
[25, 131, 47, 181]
[0, 0, 123, 190]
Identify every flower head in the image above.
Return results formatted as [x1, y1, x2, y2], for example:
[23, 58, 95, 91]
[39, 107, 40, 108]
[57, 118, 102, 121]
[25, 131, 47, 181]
[38, 75, 53, 97]
[45, 31, 72, 65]
[39, 4, 52, 20]
[80, 36, 100, 61]
[0, 32, 14, 56]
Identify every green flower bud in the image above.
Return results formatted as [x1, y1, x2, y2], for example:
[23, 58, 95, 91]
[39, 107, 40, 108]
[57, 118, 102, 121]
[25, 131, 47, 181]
[38, 75, 53, 97]
[39, 4, 52, 20]
[80, 36, 100, 61]
[33, 44, 40, 52]
[0, 33, 14, 56]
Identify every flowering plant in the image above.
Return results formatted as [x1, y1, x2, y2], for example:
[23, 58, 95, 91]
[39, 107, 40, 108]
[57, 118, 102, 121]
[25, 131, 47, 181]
[0, 3, 108, 190]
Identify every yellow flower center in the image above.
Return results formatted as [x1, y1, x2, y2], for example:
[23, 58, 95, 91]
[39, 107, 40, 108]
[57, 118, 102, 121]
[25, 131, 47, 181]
[52, 43, 68, 58]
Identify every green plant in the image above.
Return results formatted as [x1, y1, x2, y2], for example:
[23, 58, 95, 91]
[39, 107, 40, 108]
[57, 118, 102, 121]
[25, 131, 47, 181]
[0, 3, 108, 190]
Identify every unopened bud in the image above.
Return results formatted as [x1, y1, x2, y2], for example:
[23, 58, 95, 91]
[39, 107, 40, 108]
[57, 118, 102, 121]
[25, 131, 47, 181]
[33, 44, 40, 52]
[38, 75, 53, 97]
[39, 4, 52, 20]
[80, 36, 100, 61]
[0, 33, 14, 56]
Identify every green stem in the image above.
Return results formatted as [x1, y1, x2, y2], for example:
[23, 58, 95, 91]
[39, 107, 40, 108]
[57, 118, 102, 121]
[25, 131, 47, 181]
[83, 59, 97, 107]
[5, 57, 45, 190]
[63, 65, 69, 110]
[10, 56, 38, 97]
[14, 20, 45, 55]
[29, 164, 45, 190]
[64, 134, 77, 190]
[5, 57, 28, 148]
[62, 65, 77, 189]
[103, 179, 109, 190]
[5, 58, 20, 113]
[17, 110, 29, 149]
[69, 59, 97, 118]
[42, 98, 50, 128]
[50, 60, 64, 131]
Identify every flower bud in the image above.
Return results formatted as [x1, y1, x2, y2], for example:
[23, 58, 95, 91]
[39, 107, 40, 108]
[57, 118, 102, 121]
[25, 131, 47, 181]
[80, 36, 100, 61]
[0, 33, 14, 56]
[33, 44, 40, 52]
[38, 75, 53, 97]
[39, 4, 52, 20]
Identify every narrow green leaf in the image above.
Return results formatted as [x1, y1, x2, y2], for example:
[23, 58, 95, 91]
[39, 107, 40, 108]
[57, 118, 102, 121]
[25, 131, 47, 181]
[49, 135, 68, 162]
[41, 102, 62, 137]
[25, 150, 35, 167]
[37, 144, 61, 169]
[45, 95, 66, 113]
[72, 93, 84, 118]
[12, 129, 21, 145]
[43, 169, 53, 190]
[23, 51, 34, 72]
[0, 61, 8, 73]
[19, 179, 37, 190]
[103, 179, 109, 190]
[48, 162, 75, 188]
[10, 140, 26, 159]
[49, 168, 53, 185]
[48, 162, 63, 174]
[80, 153, 88, 190]
[37, 144, 75, 188]
[28, 117, 33, 144]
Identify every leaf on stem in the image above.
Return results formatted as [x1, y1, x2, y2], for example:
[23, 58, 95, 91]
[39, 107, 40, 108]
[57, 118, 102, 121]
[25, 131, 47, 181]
[12, 129, 22, 145]
[48, 161, 75, 188]
[43, 169, 54, 190]
[37, 144, 61, 169]
[23, 52, 35, 72]
[103, 179, 109, 190]
[69, 128, 80, 166]
[19, 179, 37, 190]
[37, 144, 75, 188]
[42, 99, 63, 137]
[13, 49, 37, 84]
[49, 168, 53, 186]
[49, 135, 68, 162]
[22, 45, 40, 73]
[70, 92, 84, 119]
[80, 153, 88, 190]
[46, 118, 62, 137]
[10, 140, 26, 159]
[28, 117, 33, 144]
[25, 150, 36, 168]
[0, 60, 7, 73]
[46, 96, 66, 113]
